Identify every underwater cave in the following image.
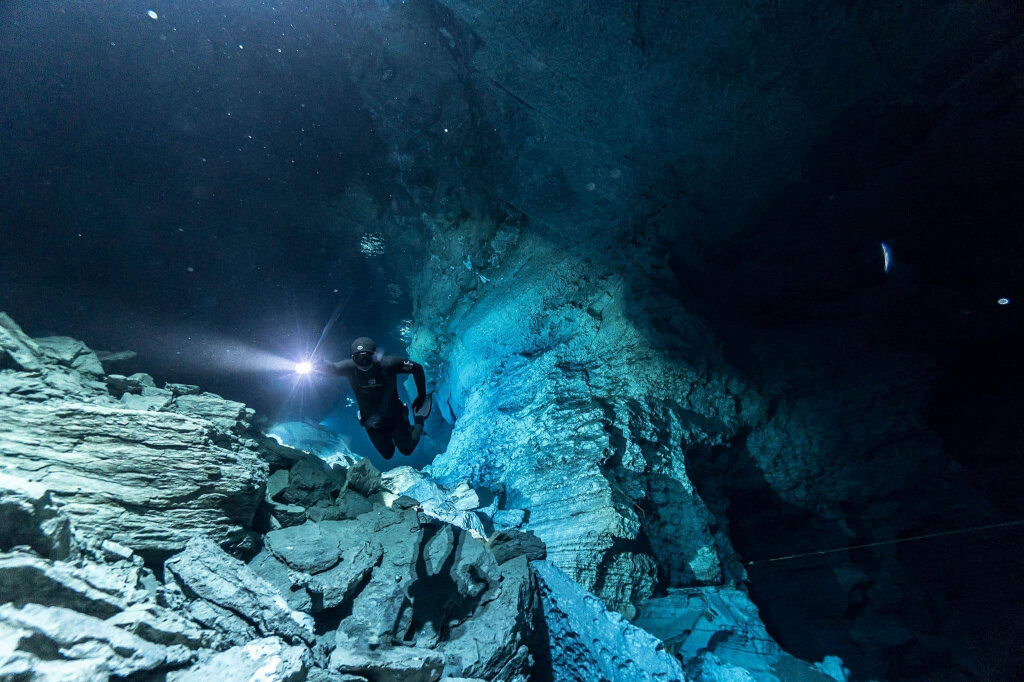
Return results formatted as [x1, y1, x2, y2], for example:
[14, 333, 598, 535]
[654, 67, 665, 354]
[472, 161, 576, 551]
[1, 1, 1022, 680]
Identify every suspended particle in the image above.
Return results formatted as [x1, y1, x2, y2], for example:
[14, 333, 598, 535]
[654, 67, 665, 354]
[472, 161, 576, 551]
[881, 242, 893, 273]
[147, 10, 158, 20]
[997, 298, 1010, 305]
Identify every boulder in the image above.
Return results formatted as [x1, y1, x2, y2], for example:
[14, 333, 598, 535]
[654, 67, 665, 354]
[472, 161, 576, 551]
[346, 458, 384, 497]
[450, 532, 500, 600]
[0, 395, 268, 557]
[106, 602, 212, 650]
[380, 468, 487, 538]
[0, 603, 189, 679]
[167, 392, 252, 433]
[0, 552, 144, 618]
[282, 456, 347, 508]
[1, 318, 268, 559]
[308, 541, 382, 611]
[265, 521, 376, 575]
[335, 507, 422, 645]
[164, 536, 314, 646]
[0, 313, 43, 371]
[531, 560, 685, 681]
[94, 349, 138, 371]
[329, 645, 443, 682]
[0, 473, 72, 559]
[249, 549, 314, 613]
[33, 336, 105, 377]
[167, 637, 308, 682]
[487, 529, 546, 565]
[422, 525, 454, 576]
[439, 556, 536, 681]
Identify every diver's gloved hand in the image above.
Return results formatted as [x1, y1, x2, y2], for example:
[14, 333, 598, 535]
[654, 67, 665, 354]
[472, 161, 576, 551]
[364, 414, 382, 430]
[316, 360, 334, 374]
[412, 395, 425, 412]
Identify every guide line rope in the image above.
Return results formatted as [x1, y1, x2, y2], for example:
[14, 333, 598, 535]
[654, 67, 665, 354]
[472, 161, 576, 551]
[743, 519, 1024, 566]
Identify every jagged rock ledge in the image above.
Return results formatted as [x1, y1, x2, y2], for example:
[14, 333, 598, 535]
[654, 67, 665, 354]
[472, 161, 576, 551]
[0, 313, 846, 681]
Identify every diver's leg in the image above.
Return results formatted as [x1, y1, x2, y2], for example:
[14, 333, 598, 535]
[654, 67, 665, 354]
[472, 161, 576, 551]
[393, 410, 420, 455]
[366, 427, 395, 459]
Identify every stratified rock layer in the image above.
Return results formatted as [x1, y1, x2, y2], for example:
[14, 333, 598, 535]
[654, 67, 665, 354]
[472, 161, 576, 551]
[0, 313, 846, 681]
[0, 313, 266, 558]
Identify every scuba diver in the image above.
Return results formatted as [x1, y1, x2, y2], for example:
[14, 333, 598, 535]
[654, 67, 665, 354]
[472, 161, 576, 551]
[320, 337, 432, 459]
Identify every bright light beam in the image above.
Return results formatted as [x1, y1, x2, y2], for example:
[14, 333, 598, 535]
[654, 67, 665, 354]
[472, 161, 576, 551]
[294, 360, 313, 375]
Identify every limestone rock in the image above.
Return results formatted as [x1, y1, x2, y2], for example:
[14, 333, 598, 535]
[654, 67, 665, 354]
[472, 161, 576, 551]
[345, 458, 384, 497]
[281, 455, 347, 508]
[635, 587, 847, 682]
[249, 549, 314, 613]
[1, 313, 43, 371]
[0, 318, 268, 558]
[167, 637, 308, 682]
[265, 521, 376, 575]
[308, 541, 382, 611]
[0, 552, 145, 619]
[94, 349, 137, 371]
[269, 420, 360, 466]
[106, 602, 213, 649]
[166, 392, 252, 433]
[329, 645, 443, 682]
[0, 395, 268, 557]
[490, 509, 526, 531]
[0, 603, 188, 679]
[380, 467, 487, 538]
[0, 473, 72, 559]
[33, 336, 105, 377]
[164, 536, 314, 646]
[487, 529, 546, 565]
[449, 531, 500, 600]
[531, 560, 685, 681]
[439, 556, 536, 681]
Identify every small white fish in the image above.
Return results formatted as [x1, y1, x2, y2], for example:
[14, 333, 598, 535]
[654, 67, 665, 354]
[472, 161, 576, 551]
[147, 10, 158, 20]
[881, 242, 893, 273]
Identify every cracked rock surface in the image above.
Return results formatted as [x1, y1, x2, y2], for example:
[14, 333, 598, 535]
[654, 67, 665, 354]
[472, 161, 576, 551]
[0, 313, 840, 680]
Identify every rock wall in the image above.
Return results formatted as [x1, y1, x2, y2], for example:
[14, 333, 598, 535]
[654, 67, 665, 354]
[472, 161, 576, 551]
[0, 313, 847, 680]
[0, 313, 266, 560]
[407, 225, 757, 615]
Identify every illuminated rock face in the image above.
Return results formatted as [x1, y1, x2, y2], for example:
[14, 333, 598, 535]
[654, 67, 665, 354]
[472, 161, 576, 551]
[411, 229, 756, 615]
[0, 313, 842, 680]
[0, 313, 267, 561]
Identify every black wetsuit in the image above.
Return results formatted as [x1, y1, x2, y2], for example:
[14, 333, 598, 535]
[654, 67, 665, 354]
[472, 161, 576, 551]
[326, 355, 426, 459]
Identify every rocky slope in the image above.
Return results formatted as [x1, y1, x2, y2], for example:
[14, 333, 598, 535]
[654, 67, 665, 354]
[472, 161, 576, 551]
[0, 312, 845, 680]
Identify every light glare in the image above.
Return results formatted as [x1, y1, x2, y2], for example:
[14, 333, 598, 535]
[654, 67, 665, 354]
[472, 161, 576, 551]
[294, 361, 312, 375]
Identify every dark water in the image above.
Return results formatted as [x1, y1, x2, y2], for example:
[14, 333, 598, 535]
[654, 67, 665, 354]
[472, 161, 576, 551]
[1, 1, 410, 426]
[3, 2, 1024, 678]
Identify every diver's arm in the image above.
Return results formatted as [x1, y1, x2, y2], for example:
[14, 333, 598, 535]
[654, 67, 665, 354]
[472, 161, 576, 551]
[319, 360, 350, 377]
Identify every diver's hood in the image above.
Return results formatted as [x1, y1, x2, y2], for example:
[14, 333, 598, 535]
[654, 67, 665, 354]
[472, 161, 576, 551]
[351, 336, 377, 371]
[351, 337, 376, 355]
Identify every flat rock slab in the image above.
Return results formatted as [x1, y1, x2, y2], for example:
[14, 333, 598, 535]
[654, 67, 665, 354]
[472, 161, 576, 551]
[0, 602, 188, 679]
[531, 560, 685, 682]
[265, 520, 379, 574]
[330, 645, 444, 682]
[165, 536, 313, 646]
[167, 637, 308, 682]
[0, 398, 266, 557]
